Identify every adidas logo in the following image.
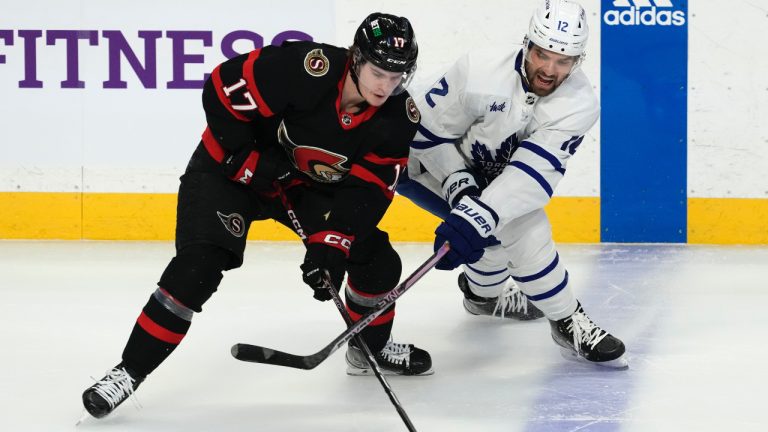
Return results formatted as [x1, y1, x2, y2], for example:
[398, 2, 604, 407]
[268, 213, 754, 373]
[604, 0, 686, 26]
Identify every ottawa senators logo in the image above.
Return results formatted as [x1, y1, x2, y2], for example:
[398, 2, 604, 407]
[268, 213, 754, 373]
[304, 48, 329, 77]
[406, 96, 420, 123]
[278, 121, 349, 183]
[216, 211, 245, 238]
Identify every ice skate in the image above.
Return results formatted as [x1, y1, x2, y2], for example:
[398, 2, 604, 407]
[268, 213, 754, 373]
[550, 303, 628, 368]
[82, 363, 144, 419]
[346, 337, 433, 376]
[458, 272, 544, 320]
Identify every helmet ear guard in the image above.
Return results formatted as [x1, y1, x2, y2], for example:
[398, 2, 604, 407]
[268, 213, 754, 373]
[351, 12, 418, 95]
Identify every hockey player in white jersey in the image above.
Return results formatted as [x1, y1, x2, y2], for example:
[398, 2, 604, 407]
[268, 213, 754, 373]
[398, 0, 627, 367]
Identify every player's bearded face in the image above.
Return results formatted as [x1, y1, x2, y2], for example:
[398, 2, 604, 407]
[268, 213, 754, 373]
[524, 45, 577, 97]
[356, 63, 405, 106]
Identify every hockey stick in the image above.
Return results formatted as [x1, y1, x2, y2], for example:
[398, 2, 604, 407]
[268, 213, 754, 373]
[263, 183, 418, 431]
[325, 279, 418, 432]
[231, 241, 449, 369]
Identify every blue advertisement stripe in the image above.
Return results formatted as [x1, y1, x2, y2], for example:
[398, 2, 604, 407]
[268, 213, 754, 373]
[600, 0, 688, 242]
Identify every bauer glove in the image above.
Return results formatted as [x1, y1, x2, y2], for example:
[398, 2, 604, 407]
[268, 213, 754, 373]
[434, 196, 499, 270]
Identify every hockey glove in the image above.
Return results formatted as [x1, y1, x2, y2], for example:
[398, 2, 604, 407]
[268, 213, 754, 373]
[441, 169, 484, 207]
[301, 231, 355, 301]
[434, 195, 499, 270]
[221, 144, 295, 191]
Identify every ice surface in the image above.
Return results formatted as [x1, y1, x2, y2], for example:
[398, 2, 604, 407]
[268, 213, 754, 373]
[1, 241, 767, 431]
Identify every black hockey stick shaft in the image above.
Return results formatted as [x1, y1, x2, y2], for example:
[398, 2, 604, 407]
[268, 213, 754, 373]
[232, 242, 450, 369]
[326, 280, 418, 432]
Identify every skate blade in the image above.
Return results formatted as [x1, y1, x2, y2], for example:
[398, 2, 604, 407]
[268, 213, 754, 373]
[75, 410, 90, 426]
[559, 347, 629, 369]
[346, 365, 435, 376]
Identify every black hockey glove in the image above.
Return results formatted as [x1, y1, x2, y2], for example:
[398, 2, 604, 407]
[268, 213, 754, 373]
[221, 144, 295, 191]
[300, 231, 354, 301]
[441, 169, 486, 208]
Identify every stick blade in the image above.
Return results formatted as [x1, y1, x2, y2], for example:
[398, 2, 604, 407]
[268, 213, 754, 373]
[231, 343, 323, 370]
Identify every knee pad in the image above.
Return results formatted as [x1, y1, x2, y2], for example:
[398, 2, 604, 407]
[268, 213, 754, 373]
[346, 231, 402, 296]
[158, 244, 233, 312]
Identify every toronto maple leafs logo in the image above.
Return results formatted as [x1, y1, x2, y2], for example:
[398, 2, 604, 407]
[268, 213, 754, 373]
[470, 134, 520, 179]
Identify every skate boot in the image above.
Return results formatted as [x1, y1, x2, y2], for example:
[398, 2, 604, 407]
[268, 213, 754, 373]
[346, 337, 433, 376]
[82, 363, 144, 418]
[550, 302, 628, 368]
[458, 272, 544, 320]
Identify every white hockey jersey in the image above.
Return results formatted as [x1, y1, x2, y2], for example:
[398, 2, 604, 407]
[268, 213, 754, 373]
[409, 49, 599, 227]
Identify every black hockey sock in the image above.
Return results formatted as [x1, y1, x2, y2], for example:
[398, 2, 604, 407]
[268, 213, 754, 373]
[347, 303, 395, 353]
[121, 288, 193, 378]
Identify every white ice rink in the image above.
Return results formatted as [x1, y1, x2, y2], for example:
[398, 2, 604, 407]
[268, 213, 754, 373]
[2, 240, 767, 432]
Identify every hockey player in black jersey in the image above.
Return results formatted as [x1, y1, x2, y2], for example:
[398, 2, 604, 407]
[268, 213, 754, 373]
[82, 13, 429, 420]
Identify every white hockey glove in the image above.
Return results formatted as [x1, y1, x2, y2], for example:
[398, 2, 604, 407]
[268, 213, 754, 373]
[441, 169, 483, 208]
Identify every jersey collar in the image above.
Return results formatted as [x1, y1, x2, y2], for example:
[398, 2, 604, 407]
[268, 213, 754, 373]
[335, 58, 379, 130]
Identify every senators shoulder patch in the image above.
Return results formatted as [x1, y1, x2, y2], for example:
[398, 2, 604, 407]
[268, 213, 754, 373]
[304, 49, 329, 77]
[406, 96, 420, 123]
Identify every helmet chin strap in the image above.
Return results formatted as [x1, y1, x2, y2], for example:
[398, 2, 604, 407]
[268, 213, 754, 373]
[348, 63, 370, 112]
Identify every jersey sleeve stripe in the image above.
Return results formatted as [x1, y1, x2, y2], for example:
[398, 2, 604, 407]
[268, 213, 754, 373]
[242, 49, 275, 117]
[519, 141, 566, 174]
[201, 127, 226, 163]
[349, 165, 395, 200]
[508, 160, 554, 197]
[416, 124, 455, 144]
[210, 65, 250, 122]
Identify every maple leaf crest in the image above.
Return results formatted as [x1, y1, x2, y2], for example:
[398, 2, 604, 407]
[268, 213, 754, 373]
[469, 134, 520, 180]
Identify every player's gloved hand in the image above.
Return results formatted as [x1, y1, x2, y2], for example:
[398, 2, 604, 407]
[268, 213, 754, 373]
[222, 144, 296, 191]
[300, 231, 354, 301]
[441, 168, 486, 207]
[434, 195, 499, 270]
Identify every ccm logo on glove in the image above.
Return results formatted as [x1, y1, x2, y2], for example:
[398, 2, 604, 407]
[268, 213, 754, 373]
[324, 233, 352, 250]
[308, 231, 355, 256]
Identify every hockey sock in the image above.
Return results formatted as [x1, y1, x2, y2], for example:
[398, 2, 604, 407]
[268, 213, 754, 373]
[121, 288, 193, 378]
[344, 280, 395, 352]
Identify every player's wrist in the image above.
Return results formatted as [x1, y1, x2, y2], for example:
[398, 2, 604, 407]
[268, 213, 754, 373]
[442, 169, 481, 207]
[307, 230, 355, 258]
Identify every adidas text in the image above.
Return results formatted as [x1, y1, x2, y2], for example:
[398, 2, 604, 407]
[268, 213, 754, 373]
[604, 7, 686, 27]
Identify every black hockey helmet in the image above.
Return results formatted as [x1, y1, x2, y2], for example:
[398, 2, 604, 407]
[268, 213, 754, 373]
[354, 12, 418, 73]
[351, 12, 418, 95]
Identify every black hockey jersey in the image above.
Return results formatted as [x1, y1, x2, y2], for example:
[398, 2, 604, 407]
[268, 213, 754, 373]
[200, 41, 420, 240]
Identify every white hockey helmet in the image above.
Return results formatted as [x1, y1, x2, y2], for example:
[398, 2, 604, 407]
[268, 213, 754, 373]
[524, 0, 589, 64]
